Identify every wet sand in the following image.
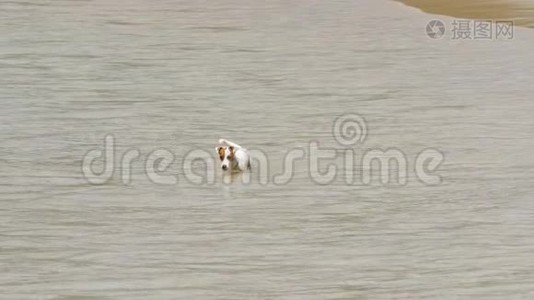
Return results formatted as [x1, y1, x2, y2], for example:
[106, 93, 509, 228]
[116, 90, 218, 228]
[398, 0, 534, 27]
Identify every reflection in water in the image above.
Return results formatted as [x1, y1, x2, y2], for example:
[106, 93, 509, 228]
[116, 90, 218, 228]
[222, 171, 251, 185]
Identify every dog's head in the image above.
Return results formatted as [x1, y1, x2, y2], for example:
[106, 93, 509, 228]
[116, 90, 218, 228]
[216, 146, 235, 171]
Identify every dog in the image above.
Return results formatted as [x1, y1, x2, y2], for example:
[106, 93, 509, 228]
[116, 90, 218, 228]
[216, 139, 251, 172]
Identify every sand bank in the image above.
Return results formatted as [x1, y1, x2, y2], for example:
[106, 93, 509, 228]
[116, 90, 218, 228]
[398, 0, 534, 28]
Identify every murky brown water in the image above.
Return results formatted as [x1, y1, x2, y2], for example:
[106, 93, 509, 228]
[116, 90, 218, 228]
[1, 0, 534, 298]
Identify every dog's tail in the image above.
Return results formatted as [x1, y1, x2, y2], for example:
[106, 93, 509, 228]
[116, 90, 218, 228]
[219, 138, 243, 149]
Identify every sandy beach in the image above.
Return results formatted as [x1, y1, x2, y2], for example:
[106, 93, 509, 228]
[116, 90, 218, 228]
[398, 0, 534, 27]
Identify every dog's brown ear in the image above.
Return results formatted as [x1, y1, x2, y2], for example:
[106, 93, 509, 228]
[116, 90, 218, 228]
[216, 147, 225, 161]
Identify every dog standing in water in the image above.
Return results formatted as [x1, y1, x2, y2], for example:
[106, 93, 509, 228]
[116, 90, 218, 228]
[216, 139, 251, 172]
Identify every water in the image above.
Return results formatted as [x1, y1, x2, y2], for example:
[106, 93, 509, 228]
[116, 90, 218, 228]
[1, 0, 534, 298]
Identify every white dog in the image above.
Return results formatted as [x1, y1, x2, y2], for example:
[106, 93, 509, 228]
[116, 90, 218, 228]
[216, 138, 251, 172]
